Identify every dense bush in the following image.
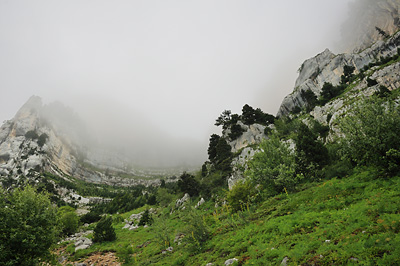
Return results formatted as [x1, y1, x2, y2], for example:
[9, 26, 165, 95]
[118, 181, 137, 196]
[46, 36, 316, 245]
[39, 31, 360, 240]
[226, 180, 257, 212]
[246, 134, 301, 195]
[0, 186, 58, 266]
[58, 206, 79, 236]
[93, 216, 116, 243]
[337, 96, 400, 176]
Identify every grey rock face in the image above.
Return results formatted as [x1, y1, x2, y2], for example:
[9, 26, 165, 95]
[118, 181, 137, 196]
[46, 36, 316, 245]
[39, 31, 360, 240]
[278, 31, 400, 117]
[341, 0, 400, 53]
[223, 122, 266, 153]
[228, 147, 258, 189]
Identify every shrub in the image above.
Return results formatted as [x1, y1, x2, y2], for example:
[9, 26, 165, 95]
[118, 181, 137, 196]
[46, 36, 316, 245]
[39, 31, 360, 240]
[58, 206, 80, 236]
[93, 216, 116, 242]
[337, 96, 400, 176]
[226, 180, 256, 212]
[37, 133, 48, 147]
[0, 186, 58, 266]
[80, 210, 102, 224]
[25, 130, 39, 139]
[246, 134, 301, 195]
[181, 209, 209, 253]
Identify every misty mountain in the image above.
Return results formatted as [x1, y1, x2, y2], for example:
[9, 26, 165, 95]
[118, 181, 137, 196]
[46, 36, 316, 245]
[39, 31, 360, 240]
[0, 96, 203, 186]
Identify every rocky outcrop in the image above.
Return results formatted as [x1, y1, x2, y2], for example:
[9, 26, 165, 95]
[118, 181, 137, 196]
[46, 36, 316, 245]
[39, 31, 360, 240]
[342, 0, 400, 53]
[223, 122, 267, 153]
[228, 147, 258, 189]
[278, 31, 400, 117]
[175, 193, 190, 210]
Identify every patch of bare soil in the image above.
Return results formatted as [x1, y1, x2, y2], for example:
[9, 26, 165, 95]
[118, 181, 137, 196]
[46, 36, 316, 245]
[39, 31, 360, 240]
[55, 247, 121, 266]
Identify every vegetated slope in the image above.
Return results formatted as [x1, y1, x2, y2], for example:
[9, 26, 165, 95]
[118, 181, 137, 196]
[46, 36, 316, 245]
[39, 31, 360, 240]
[60, 170, 400, 265]
[57, 28, 400, 265]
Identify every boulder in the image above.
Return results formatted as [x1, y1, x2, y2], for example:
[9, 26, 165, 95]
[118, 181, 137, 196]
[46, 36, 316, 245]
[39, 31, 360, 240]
[225, 258, 238, 265]
[195, 198, 205, 208]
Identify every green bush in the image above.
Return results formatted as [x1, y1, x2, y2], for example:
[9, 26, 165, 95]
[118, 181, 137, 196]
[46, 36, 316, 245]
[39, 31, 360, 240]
[93, 216, 116, 242]
[0, 186, 58, 266]
[58, 206, 79, 236]
[337, 96, 400, 176]
[226, 180, 256, 212]
[181, 209, 209, 253]
[246, 134, 301, 195]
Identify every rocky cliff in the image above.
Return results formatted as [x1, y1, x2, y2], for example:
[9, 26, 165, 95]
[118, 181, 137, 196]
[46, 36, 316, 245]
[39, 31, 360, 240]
[0, 96, 168, 187]
[342, 0, 400, 53]
[278, 31, 400, 117]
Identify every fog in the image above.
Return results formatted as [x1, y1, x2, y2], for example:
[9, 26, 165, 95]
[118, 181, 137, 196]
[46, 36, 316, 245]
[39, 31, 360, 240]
[0, 0, 354, 167]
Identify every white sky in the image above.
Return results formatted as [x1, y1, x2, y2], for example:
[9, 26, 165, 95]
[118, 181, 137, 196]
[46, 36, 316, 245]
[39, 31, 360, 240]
[0, 0, 353, 164]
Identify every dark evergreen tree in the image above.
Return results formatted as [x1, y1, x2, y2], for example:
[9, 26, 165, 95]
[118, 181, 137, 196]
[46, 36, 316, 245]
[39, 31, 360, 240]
[341, 65, 355, 85]
[93, 216, 116, 242]
[207, 134, 221, 163]
[301, 89, 318, 112]
[138, 209, 153, 226]
[177, 172, 200, 196]
[295, 123, 329, 178]
[215, 110, 232, 129]
[228, 124, 245, 140]
[241, 104, 256, 125]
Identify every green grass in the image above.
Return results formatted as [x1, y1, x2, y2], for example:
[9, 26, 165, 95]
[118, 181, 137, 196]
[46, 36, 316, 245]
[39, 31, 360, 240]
[63, 169, 400, 265]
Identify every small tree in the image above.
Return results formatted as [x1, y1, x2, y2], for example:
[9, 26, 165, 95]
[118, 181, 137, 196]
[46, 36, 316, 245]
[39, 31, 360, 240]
[93, 216, 116, 242]
[207, 134, 221, 163]
[177, 172, 200, 197]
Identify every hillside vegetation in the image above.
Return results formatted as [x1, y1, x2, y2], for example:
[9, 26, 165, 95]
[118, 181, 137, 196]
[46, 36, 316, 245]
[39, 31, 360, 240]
[1, 28, 400, 266]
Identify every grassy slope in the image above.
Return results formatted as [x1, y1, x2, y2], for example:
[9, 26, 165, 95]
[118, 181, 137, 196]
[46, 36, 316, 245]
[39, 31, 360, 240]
[66, 169, 400, 266]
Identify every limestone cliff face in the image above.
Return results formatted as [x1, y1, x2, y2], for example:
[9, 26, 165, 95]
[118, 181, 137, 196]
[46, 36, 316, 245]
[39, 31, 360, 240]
[342, 0, 400, 53]
[277, 31, 400, 117]
[0, 96, 161, 186]
[222, 121, 267, 153]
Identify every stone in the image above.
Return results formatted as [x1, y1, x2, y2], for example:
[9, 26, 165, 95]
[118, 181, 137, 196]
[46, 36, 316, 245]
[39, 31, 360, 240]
[175, 193, 190, 209]
[75, 244, 90, 252]
[281, 256, 289, 266]
[129, 225, 139, 231]
[224, 258, 238, 265]
[195, 198, 205, 208]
